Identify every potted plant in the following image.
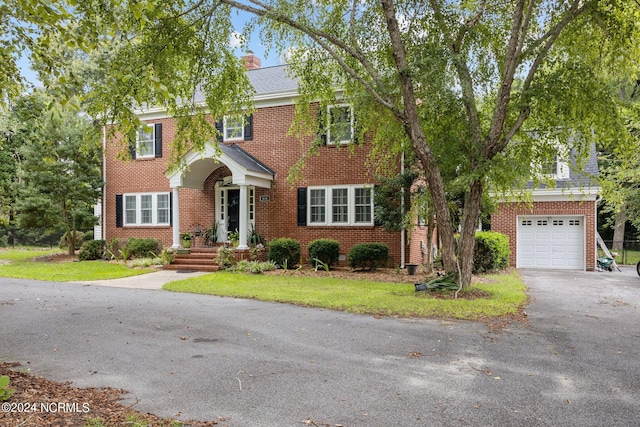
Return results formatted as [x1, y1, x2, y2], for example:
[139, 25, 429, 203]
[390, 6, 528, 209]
[202, 222, 219, 246]
[180, 232, 193, 249]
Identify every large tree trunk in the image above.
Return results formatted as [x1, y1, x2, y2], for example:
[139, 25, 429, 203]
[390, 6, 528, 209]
[612, 208, 626, 251]
[423, 213, 435, 274]
[380, 0, 458, 275]
[458, 179, 484, 287]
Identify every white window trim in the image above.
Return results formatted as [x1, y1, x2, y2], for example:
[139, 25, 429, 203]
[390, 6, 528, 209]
[136, 125, 156, 158]
[223, 116, 244, 142]
[123, 192, 170, 226]
[327, 104, 354, 145]
[307, 184, 374, 226]
[215, 185, 256, 234]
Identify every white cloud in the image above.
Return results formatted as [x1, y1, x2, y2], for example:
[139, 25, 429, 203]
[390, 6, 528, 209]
[229, 31, 244, 48]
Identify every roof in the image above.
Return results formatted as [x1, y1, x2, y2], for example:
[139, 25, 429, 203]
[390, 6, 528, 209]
[527, 142, 600, 190]
[247, 65, 299, 95]
[191, 65, 298, 105]
[219, 143, 275, 176]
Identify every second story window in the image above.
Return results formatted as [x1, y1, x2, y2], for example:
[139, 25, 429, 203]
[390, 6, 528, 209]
[137, 126, 155, 157]
[327, 105, 353, 144]
[130, 123, 162, 159]
[224, 116, 244, 141]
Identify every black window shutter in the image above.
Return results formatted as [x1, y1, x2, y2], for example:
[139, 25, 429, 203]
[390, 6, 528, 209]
[297, 188, 307, 226]
[243, 114, 253, 141]
[128, 134, 136, 159]
[317, 106, 327, 145]
[154, 123, 162, 158]
[215, 119, 223, 142]
[373, 185, 382, 226]
[116, 194, 123, 227]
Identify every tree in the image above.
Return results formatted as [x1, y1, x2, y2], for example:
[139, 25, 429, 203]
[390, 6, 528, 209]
[599, 81, 640, 247]
[9, 92, 102, 255]
[0, 110, 24, 245]
[7, 0, 639, 285]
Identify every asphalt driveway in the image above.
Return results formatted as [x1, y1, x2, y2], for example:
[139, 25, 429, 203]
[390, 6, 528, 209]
[1, 267, 639, 426]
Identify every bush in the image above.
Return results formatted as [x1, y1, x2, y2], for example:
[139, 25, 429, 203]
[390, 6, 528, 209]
[473, 231, 510, 273]
[268, 237, 301, 268]
[232, 260, 277, 274]
[79, 239, 106, 261]
[308, 238, 340, 269]
[348, 243, 389, 271]
[216, 246, 236, 270]
[84, 230, 94, 241]
[128, 238, 162, 258]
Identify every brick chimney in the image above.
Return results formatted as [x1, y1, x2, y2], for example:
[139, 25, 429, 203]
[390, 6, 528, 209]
[241, 51, 261, 70]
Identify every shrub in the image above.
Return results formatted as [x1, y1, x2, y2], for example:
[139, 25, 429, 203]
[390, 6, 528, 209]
[231, 260, 277, 274]
[79, 239, 106, 261]
[308, 239, 340, 269]
[348, 243, 389, 271]
[128, 238, 162, 258]
[268, 237, 301, 268]
[84, 230, 94, 241]
[473, 231, 510, 273]
[106, 238, 128, 260]
[216, 246, 236, 270]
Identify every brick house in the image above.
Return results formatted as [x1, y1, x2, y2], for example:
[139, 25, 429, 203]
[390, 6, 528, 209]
[95, 54, 429, 267]
[491, 143, 601, 270]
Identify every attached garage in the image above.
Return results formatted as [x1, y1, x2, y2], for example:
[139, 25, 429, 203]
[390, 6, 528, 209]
[517, 216, 585, 269]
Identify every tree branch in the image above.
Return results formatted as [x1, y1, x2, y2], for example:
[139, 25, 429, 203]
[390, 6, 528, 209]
[492, 0, 593, 157]
[429, 0, 483, 150]
[483, 0, 527, 157]
[219, 0, 398, 114]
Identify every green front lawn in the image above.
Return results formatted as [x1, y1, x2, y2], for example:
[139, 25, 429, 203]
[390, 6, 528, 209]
[163, 270, 527, 320]
[0, 248, 151, 281]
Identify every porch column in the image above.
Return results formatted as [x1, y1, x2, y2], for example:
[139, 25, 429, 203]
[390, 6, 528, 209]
[237, 184, 249, 250]
[172, 187, 181, 249]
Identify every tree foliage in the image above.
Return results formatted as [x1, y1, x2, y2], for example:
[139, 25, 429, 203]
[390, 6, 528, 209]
[3, 92, 103, 255]
[5, 0, 639, 285]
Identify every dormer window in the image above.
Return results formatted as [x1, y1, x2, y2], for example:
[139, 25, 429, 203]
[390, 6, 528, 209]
[327, 105, 353, 144]
[539, 156, 570, 180]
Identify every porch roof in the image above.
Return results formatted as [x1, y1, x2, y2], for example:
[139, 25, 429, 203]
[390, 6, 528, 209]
[167, 143, 274, 190]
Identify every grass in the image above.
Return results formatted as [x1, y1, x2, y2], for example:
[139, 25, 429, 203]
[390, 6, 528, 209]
[163, 270, 527, 320]
[0, 248, 151, 281]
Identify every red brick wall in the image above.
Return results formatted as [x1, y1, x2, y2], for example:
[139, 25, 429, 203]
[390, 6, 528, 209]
[104, 105, 409, 266]
[492, 200, 597, 270]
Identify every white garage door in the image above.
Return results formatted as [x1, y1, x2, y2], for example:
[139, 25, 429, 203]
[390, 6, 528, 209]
[517, 216, 584, 269]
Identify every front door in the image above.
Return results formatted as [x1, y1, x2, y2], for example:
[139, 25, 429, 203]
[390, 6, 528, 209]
[227, 189, 240, 236]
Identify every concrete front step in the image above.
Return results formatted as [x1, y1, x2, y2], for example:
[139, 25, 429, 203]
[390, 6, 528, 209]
[163, 263, 220, 272]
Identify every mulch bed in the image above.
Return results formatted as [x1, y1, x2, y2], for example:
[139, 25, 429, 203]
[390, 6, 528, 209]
[0, 362, 225, 427]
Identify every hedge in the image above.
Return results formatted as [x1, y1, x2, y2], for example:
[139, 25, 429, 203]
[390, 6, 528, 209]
[348, 243, 389, 271]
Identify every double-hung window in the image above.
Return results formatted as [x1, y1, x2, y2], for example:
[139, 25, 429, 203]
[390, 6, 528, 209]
[310, 189, 326, 223]
[224, 116, 244, 141]
[308, 185, 373, 226]
[354, 188, 372, 223]
[136, 126, 155, 158]
[122, 193, 171, 226]
[327, 105, 353, 144]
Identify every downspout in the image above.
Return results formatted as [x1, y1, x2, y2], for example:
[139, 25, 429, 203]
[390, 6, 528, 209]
[400, 151, 405, 268]
[102, 125, 107, 241]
